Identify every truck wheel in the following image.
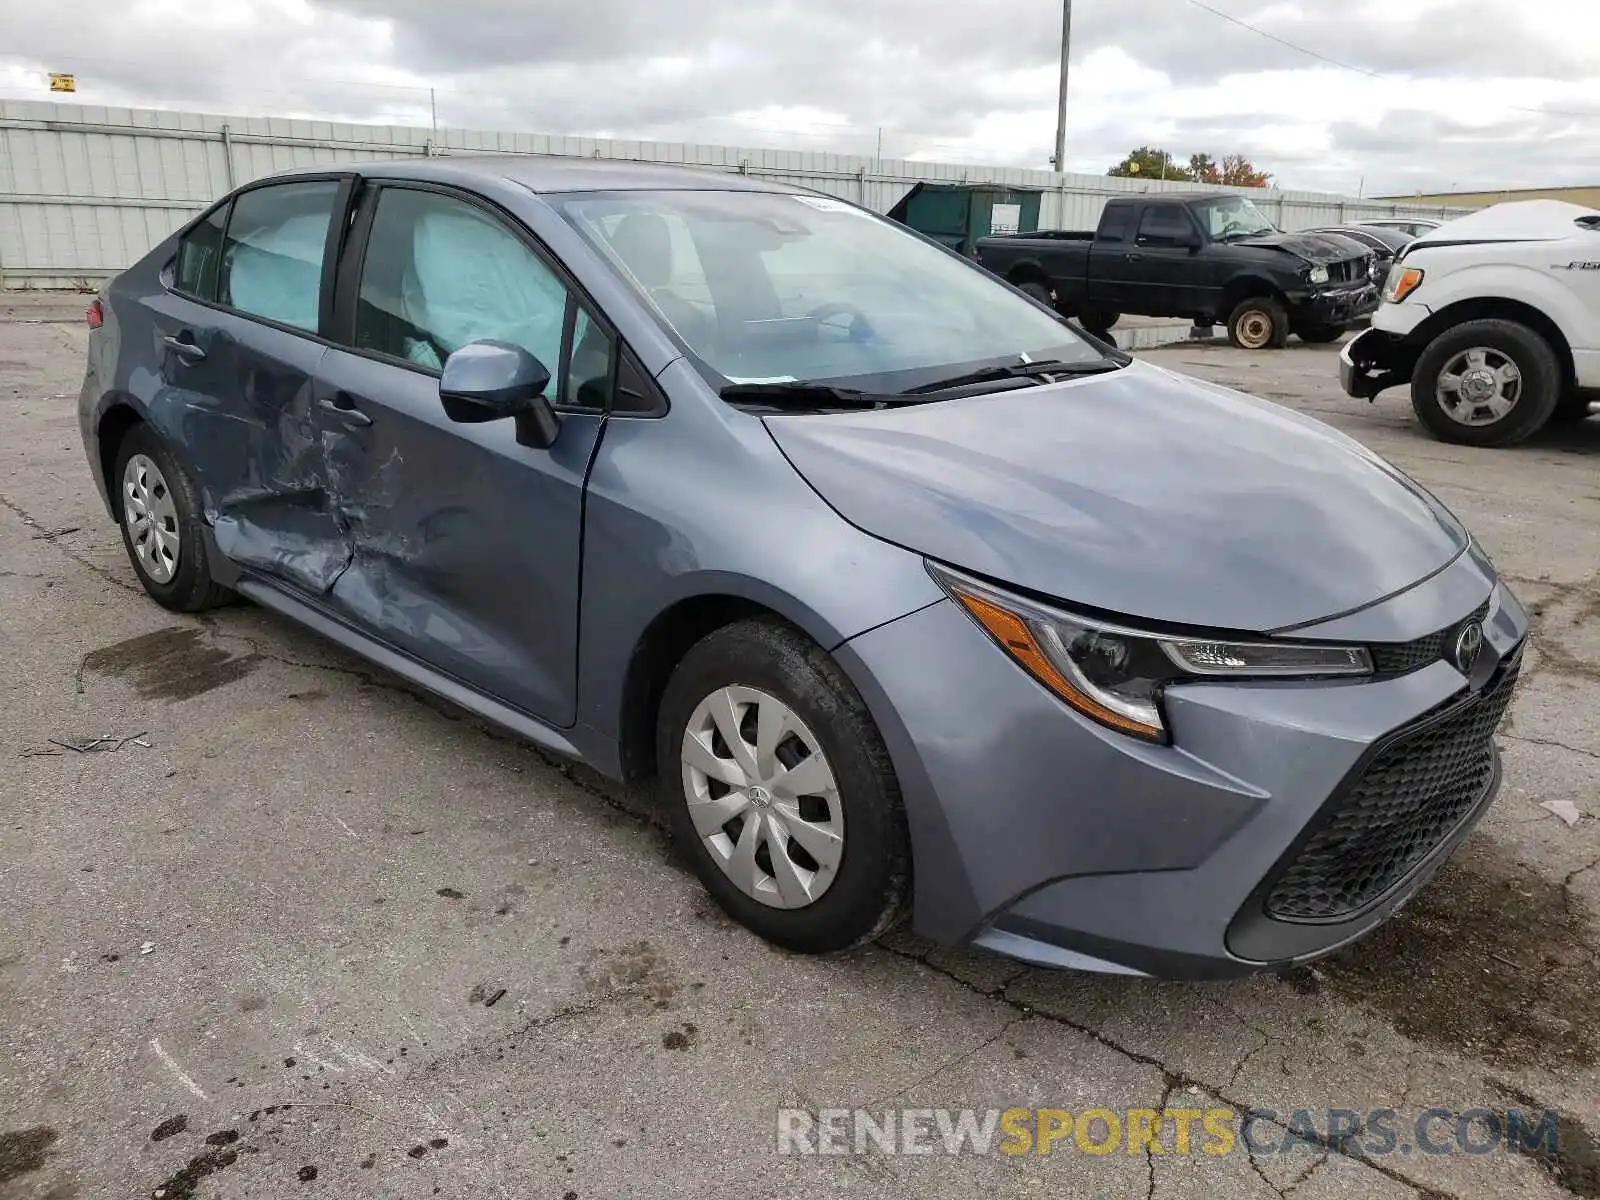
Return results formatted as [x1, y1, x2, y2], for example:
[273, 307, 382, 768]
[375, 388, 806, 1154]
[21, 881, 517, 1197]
[1227, 297, 1289, 350]
[1078, 308, 1120, 337]
[1549, 389, 1596, 423]
[1295, 323, 1345, 344]
[1410, 319, 1560, 447]
[1017, 281, 1054, 308]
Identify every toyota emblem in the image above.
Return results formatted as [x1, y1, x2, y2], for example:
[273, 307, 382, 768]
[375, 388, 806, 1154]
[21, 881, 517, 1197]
[1451, 620, 1485, 674]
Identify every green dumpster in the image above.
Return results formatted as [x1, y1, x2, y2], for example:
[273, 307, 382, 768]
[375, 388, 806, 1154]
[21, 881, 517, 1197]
[887, 183, 1043, 257]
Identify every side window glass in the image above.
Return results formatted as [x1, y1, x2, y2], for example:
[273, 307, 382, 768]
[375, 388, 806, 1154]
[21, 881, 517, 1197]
[218, 181, 339, 331]
[564, 307, 614, 409]
[1137, 207, 1193, 245]
[355, 188, 569, 386]
[175, 202, 229, 301]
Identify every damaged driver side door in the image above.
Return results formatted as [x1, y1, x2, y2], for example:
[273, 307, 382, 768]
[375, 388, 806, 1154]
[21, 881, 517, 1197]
[309, 182, 613, 727]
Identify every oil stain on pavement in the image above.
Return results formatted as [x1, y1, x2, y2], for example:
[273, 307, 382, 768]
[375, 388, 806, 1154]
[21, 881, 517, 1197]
[81, 627, 258, 701]
[0, 1127, 57, 1184]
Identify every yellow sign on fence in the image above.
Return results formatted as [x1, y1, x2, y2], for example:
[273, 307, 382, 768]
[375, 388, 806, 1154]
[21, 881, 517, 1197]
[48, 73, 76, 93]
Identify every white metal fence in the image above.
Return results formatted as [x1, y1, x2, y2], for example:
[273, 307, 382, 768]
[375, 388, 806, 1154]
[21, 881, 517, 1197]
[0, 100, 1468, 289]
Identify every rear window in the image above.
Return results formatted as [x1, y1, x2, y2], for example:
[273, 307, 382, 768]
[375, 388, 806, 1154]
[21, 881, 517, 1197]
[1097, 205, 1132, 243]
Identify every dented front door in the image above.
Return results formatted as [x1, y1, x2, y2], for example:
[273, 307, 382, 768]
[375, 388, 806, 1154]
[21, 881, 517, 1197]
[311, 347, 602, 726]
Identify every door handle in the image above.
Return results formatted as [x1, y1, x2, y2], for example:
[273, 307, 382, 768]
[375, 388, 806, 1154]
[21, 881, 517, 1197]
[319, 395, 373, 427]
[1125, 253, 1144, 262]
[162, 334, 206, 362]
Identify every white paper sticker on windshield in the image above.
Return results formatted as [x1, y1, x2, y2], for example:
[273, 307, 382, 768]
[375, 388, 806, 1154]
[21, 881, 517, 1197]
[789, 194, 868, 215]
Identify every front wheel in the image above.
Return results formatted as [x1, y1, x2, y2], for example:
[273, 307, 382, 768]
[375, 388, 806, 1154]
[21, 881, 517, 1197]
[1227, 297, 1289, 350]
[1296, 322, 1345, 344]
[1410, 319, 1560, 447]
[657, 618, 910, 954]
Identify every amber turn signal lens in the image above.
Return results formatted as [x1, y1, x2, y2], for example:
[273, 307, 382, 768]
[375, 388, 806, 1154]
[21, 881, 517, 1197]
[950, 588, 1164, 741]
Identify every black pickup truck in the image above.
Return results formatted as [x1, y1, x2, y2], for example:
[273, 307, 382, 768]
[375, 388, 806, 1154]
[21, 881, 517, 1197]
[974, 193, 1380, 349]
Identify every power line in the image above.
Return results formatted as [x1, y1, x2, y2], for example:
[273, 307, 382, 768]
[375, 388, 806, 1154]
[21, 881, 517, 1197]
[1181, 0, 1600, 119]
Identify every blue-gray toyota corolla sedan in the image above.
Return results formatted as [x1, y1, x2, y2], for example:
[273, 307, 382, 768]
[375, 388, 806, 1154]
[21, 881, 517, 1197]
[78, 158, 1527, 977]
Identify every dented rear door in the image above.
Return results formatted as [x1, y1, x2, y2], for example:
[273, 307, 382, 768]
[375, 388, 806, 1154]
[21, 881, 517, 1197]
[172, 175, 357, 593]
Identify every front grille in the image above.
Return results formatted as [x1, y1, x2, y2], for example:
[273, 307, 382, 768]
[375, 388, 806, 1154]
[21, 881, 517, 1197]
[1370, 599, 1492, 676]
[1264, 650, 1521, 922]
[1327, 259, 1361, 284]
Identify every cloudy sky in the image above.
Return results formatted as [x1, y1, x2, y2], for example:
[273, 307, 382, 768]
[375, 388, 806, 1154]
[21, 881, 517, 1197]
[1, 0, 1597, 196]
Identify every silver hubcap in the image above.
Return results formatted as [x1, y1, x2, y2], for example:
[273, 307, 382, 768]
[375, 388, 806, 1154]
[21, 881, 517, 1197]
[680, 686, 844, 910]
[122, 454, 180, 584]
[1437, 347, 1521, 426]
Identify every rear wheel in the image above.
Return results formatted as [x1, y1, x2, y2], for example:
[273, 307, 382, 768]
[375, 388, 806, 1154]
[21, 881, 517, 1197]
[1227, 297, 1289, 350]
[1017, 281, 1054, 308]
[113, 424, 233, 612]
[657, 618, 909, 954]
[1410, 319, 1560, 447]
[1078, 307, 1120, 337]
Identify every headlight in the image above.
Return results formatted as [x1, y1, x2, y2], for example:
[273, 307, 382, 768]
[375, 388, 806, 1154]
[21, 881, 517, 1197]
[1307, 265, 1330, 285]
[1384, 265, 1424, 303]
[930, 566, 1373, 744]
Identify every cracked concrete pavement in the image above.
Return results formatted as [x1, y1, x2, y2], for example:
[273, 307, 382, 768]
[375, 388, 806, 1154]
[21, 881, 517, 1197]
[1, 302, 1597, 1200]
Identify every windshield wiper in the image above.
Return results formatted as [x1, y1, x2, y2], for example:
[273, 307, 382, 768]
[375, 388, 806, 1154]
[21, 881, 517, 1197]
[900, 357, 1126, 396]
[719, 382, 921, 410]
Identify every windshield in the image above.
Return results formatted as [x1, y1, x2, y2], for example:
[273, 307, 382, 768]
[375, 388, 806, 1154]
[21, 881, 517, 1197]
[1194, 196, 1276, 240]
[556, 189, 1104, 390]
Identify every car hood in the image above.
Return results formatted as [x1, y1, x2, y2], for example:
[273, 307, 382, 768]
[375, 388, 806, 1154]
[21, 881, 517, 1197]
[1234, 230, 1367, 265]
[1411, 199, 1596, 244]
[764, 362, 1469, 632]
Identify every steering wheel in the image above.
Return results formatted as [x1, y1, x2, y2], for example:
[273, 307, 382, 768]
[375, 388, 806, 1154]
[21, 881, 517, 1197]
[805, 302, 875, 344]
[1220, 220, 1251, 238]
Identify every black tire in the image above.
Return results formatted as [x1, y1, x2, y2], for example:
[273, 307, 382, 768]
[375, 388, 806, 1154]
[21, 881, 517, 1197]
[1550, 389, 1596, 423]
[1017, 280, 1054, 308]
[1078, 307, 1120, 337]
[1409, 319, 1561, 447]
[1296, 323, 1345, 344]
[1227, 296, 1289, 350]
[656, 617, 910, 954]
[112, 424, 233, 612]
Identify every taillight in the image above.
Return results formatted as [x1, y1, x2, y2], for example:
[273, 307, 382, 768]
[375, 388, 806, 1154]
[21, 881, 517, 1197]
[86, 300, 103, 330]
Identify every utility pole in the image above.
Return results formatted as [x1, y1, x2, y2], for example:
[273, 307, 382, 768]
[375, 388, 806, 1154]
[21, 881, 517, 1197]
[1052, 0, 1071, 172]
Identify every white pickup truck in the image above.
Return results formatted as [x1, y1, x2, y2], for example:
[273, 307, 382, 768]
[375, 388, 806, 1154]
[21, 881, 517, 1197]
[1340, 200, 1600, 446]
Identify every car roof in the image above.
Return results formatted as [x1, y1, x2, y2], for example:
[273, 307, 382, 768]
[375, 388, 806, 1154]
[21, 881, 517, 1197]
[259, 154, 793, 195]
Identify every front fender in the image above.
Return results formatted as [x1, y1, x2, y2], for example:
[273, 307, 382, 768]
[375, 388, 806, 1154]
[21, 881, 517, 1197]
[1412, 261, 1586, 348]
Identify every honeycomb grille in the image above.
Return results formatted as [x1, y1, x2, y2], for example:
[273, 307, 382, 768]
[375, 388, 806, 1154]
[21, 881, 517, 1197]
[1264, 651, 1521, 922]
[1369, 599, 1492, 676]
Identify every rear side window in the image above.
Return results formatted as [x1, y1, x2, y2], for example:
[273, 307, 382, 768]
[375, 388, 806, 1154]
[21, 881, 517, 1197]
[1097, 205, 1132, 243]
[175, 203, 229, 301]
[218, 181, 340, 332]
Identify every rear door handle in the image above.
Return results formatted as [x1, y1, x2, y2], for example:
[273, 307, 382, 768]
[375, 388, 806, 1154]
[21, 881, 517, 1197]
[319, 395, 373, 427]
[162, 334, 206, 362]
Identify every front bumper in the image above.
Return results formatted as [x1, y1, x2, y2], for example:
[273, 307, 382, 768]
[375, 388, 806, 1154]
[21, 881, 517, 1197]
[1340, 327, 1421, 400]
[1292, 281, 1379, 328]
[837, 546, 1527, 978]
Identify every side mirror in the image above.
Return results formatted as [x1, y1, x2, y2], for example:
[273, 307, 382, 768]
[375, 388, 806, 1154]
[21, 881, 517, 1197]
[439, 339, 560, 448]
